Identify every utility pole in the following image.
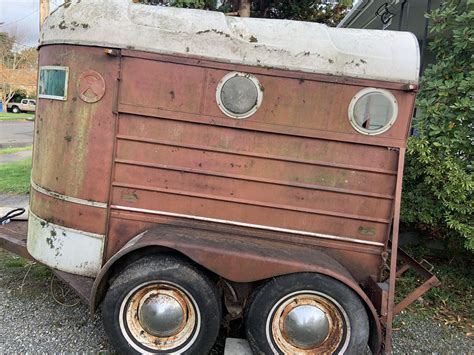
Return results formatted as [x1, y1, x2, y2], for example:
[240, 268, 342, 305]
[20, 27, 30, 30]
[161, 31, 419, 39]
[39, 0, 50, 31]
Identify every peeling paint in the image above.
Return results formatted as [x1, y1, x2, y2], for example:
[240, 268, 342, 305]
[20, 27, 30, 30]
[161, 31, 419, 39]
[58, 20, 68, 29]
[196, 29, 231, 38]
[27, 212, 105, 277]
[121, 192, 139, 202]
[46, 237, 54, 249]
[358, 226, 376, 236]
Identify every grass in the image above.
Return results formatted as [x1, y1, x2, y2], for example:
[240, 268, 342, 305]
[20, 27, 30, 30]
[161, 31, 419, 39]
[1, 252, 52, 281]
[0, 112, 34, 121]
[395, 245, 473, 337]
[4, 257, 29, 268]
[0, 145, 32, 155]
[0, 158, 31, 193]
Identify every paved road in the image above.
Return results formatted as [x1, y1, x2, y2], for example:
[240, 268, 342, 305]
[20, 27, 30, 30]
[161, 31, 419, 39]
[0, 150, 32, 164]
[0, 121, 34, 148]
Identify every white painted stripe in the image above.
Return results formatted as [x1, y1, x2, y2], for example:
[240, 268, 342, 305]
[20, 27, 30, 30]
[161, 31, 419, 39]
[27, 211, 105, 277]
[31, 179, 108, 209]
[111, 205, 385, 247]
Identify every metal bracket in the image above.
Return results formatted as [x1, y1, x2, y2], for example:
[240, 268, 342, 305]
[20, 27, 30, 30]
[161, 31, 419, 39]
[381, 247, 441, 324]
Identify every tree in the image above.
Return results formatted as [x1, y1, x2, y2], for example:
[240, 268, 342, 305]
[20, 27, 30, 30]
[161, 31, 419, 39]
[401, 0, 473, 250]
[0, 32, 37, 107]
[135, 0, 352, 25]
[250, 0, 352, 25]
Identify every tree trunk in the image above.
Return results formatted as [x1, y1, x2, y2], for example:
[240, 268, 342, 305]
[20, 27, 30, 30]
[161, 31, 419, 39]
[239, 0, 251, 17]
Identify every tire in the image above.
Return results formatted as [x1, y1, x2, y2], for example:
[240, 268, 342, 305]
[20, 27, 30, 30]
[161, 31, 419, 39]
[245, 273, 369, 354]
[102, 255, 221, 354]
[12, 106, 20, 113]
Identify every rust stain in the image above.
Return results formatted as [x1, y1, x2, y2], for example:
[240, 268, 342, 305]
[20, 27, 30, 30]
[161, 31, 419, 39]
[272, 292, 343, 353]
[121, 191, 139, 202]
[124, 284, 196, 351]
[358, 226, 376, 236]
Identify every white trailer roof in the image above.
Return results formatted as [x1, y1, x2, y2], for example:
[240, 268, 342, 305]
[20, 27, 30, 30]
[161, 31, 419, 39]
[41, 0, 420, 84]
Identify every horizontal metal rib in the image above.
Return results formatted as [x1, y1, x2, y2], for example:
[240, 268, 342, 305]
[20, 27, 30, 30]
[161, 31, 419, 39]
[114, 159, 394, 200]
[112, 182, 390, 224]
[116, 134, 398, 176]
[31, 180, 108, 209]
[117, 104, 406, 149]
[111, 205, 385, 247]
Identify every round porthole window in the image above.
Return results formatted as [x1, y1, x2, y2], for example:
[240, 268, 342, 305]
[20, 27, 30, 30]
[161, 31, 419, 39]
[216, 72, 263, 119]
[348, 88, 398, 135]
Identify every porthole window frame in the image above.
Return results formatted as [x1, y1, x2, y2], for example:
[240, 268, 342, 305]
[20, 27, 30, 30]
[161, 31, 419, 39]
[216, 72, 263, 119]
[38, 65, 69, 101]
[348, 87, 398, 136]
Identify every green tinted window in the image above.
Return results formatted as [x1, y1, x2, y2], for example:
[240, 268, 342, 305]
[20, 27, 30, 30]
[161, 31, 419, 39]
[38, 66, 68, 100]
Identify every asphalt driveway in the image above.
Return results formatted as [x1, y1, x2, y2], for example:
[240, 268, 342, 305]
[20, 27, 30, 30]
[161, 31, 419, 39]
[0, 121, 34, 149]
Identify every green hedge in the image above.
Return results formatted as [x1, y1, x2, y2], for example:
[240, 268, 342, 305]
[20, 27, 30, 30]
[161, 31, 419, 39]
[402, 0, 473, 250]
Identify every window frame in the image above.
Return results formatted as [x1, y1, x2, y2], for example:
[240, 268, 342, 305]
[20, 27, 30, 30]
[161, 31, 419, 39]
[347, 87, 398, 136]
[216, 72, 264, 119]
[38, 65, 69, 101]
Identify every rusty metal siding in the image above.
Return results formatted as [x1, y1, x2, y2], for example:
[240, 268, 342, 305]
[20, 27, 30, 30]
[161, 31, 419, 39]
[30, 45, 119, 262]
[107, 51, 416, 283]
[106, 214, 384, 283]
[29, 188, 107, 235]
[32, 45, 118, 203]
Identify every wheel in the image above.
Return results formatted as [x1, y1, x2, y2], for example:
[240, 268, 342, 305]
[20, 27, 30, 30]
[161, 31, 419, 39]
[12, 106, 20, 113]
[102, 255, 221, 354]
[245, 273, 369, 354]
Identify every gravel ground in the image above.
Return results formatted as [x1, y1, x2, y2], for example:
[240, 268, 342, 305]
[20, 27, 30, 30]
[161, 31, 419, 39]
[0, 249, 472, 354]
[0, 250, 110, 353]
[392, 313, 473, 354]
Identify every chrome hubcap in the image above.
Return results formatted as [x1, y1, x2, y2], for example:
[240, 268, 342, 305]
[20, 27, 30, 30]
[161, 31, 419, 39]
[283, 304, 330, 349]
[121, 283, 198, 352]
[269, 292, 348, 353]
[138, 291, 185, 337]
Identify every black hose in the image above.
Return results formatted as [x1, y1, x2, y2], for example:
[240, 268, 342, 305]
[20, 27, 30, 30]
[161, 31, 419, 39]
[0, 208, 26, 225]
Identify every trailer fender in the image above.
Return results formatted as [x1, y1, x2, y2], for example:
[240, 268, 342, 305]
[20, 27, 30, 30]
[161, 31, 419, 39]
[91, 224, 382, 352]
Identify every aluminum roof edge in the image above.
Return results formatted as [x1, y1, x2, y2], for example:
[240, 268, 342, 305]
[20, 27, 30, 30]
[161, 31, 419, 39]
[337, 0, 371, 28]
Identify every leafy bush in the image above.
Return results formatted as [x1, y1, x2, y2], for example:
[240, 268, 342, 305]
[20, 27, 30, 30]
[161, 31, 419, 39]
[402, 0, 473, 250]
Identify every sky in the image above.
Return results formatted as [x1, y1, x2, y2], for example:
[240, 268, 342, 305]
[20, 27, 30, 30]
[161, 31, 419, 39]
[0, 0, 62, 48]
